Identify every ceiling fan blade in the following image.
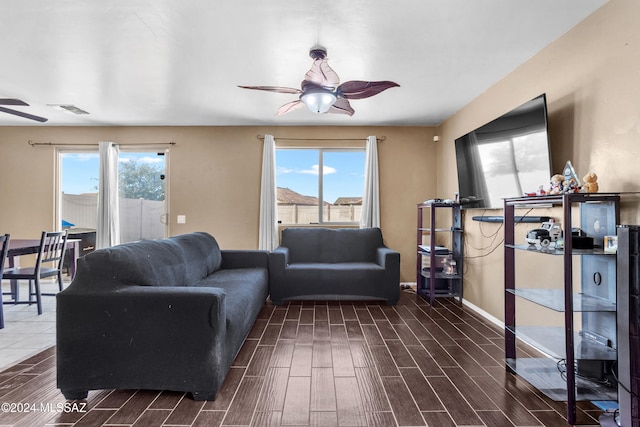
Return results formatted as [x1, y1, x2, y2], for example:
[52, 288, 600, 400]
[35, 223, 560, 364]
[304, 58, 340, 89]
[338, 80, 400, 100]
[0, 98, 29, 106]
[276, 100, 305, 116]
[238, 85, 302, 95]
[328, 98, 355, 116]
[0, 106, 48, 122]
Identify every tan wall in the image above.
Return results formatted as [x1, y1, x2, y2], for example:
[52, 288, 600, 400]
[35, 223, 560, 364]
[436, 0, 640, 320]
[6, 2, 634, 316]
[0, 126, 435, 282]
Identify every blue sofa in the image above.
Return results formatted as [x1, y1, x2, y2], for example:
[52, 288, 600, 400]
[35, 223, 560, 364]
[56, 232, 268, 401]
[268, 227, 400, 305]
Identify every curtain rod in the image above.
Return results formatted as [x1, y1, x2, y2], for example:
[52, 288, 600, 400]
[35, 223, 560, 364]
[256, 135, 385, 142]
[28, 140, 176, 147]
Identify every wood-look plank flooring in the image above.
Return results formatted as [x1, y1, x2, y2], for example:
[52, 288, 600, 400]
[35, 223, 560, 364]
[0, 290, 604, 426]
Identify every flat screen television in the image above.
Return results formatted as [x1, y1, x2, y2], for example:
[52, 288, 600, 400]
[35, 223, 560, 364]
[454, 94, 552, 209]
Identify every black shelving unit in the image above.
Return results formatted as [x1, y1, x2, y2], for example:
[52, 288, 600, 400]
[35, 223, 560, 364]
[416, 202, 463, 306]
[616, 225, 640, 427]
[504, 193, 620, 425]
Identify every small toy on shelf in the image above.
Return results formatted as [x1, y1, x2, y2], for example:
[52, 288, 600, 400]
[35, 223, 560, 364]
[526, 219, 563, 248]
[549, 174, 564, 195]
[562, 177, 580, 193]
[582, 172, 599, 193]
[562, 160, 581, 193]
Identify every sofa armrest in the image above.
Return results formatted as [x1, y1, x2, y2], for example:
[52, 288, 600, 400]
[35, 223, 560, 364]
[270, 246, 289, 266]
[267, 247, 290, 305]
[376, 247, 400, 270]
[57, 286, 227, 355]
[56, 285, 229, 397]
[221, 250, 269, 269]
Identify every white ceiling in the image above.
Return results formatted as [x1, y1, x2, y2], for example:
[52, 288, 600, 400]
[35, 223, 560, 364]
[0, 0, 607, 127]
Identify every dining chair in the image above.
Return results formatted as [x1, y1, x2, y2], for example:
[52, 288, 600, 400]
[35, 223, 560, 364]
[2, 230, 68, 315]
[0, 234, 10, 329]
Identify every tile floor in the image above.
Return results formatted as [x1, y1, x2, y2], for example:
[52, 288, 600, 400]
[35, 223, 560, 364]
[0, 289, 605, 426]
[0, 278, 64, 371]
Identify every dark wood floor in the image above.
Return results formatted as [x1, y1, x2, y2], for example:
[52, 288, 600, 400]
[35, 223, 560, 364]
[0, 290, 604, 427]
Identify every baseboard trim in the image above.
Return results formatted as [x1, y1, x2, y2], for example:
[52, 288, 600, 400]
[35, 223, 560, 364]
[461, 299, 504, 330]
[405, 282, 504, 329]
[460, 297, 557, 360]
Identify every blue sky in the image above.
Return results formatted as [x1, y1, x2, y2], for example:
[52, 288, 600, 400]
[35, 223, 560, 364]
[61, 149, 365, 203]
[276, 149, 365, 204]
[61, 152, 164, 194]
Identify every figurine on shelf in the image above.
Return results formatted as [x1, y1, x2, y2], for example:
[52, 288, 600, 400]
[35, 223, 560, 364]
[562, 177, 580, 193]
[561, 160, 581, 193]
[582, 172, 599, 193]
[548, 174, 564, 195]
[442, 254, 457, 275]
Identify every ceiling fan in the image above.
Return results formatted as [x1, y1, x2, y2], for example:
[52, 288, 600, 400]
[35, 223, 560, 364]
[0, 98, 48, 122]
[239, 47, 399, 116]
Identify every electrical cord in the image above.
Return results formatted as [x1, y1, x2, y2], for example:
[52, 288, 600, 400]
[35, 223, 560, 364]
[611, 360, 637, 398]
[465, 208, 535, 260]
[556, 358, 616, 387]
[465, 238, 504, 259]
[468, 210, 503, 251]
[400, 284, 416, 294]
[557, 358, 568, 381]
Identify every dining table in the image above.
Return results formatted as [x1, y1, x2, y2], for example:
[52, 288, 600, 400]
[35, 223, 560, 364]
[3, 238, 81, 305]
[6, 238, 81, 278]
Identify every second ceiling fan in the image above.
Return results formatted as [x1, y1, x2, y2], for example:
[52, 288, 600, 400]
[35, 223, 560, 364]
[239, 47, 399, 116]
[0, 99, 48, 122]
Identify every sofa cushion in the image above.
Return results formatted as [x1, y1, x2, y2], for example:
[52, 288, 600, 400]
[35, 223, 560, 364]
[200, 268, 268, 346]
[285, 262, 386, 283]
[281, 228, 384, 263]
[171, 232, 223, 278]
[286, 262, 385, 272]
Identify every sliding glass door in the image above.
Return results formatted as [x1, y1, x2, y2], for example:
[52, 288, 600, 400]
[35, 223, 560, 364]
[116, 150, 167, 242]
[58, 148, 168, 244]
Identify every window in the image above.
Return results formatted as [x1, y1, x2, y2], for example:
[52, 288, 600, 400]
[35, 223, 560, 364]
[276, 148, 365, 224]
[59, 151, 99, 231]
[58, 149, 168, 243]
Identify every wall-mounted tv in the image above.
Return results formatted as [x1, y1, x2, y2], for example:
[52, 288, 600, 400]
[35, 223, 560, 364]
[454, 94, 552, 210]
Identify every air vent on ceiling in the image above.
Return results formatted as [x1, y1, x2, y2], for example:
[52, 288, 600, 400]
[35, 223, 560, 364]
[48, 104, 89, 115]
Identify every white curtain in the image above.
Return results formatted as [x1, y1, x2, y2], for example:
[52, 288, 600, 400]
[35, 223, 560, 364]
[360, 135, 381, 228]
[259, 135, 278, 251]
[96, 141, 120, 249]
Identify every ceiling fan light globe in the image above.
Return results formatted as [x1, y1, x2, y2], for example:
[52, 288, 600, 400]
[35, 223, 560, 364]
[300, 92, 337, 113]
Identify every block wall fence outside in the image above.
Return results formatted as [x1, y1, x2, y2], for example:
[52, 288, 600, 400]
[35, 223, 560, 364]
[63, 194, 364, 243]
[277, 205, 363, 224]
[61, 193, 165, 243]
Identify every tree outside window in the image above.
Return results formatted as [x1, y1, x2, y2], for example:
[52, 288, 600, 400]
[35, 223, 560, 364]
[118, 158, 164, 201]
[60, 151, 166, 242]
